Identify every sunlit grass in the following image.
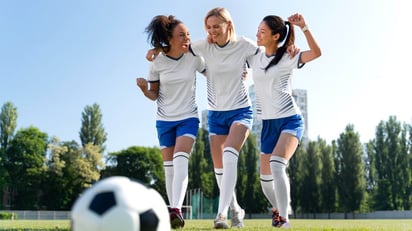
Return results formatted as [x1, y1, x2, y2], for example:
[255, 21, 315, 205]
[1, 219, 412, 230]
[0, 220, 70, 230]
[181, 219, 412, 231]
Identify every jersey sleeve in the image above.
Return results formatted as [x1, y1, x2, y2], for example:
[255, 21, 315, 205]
[196, 56, 207, 74]
[191, 40, 207, 56]
[241, 36, 259, 57]
[148, 62, 159, 82]
[291, 52, 304, 69]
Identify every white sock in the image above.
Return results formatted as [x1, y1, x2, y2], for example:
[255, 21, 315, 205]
[164, 161, 174, 206]
[270, 156, 290, 219]
[214, 168, 223, 188]
[215, 168, 240, 212]
[218, 147, 239, 216]
[172, 152, 189, 209]
[260, 174, 277, 209]
[230, 191, 241, 212]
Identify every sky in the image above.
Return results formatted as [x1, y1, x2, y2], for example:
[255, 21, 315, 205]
[1, 0, 411, 154]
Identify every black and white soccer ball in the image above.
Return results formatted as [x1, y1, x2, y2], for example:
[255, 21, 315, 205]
[71, 176, 170, 231]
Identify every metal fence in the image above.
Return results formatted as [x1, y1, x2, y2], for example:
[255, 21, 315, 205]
[0, 210, 71, 220]
[1, 209, 412, 220]
[294, 210, 412, 219]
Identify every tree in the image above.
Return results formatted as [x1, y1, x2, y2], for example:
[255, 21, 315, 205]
[319, 137, 337, 215]
[42, 137, 69, 210]
[0, 102, 17, 151]
[236, 136, 247, 210]
[364, 141, 377, 195]
[79, 103, 107, 153]
[104, 146, 165, 199]
[288, 143, 305, 215]
[43, 139, 104, 210]
[239, 133, 266, 214]
[77, 143, 105, 187]
[372, 116, 411, 210]
[336, 124, 366, 216]
[0, 102, 18, 209]
[407, 123, 412, 210]
[5, 126, 48, 209]
[399, 122, 411, 210]
[299, 140, 321, 215]
[189, 128, 214, 198]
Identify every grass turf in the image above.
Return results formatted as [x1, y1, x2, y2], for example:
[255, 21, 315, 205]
[1, 219, 412, 230]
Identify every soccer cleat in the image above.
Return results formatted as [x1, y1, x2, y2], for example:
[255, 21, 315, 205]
[169, 207, 185, 229]
[230, 208, 245, 228]
[271, 208, 280, 227]
[273, 214, 290, 228]
[214, 213, 229, 229]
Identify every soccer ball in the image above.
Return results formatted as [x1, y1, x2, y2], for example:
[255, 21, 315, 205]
[71, 176, 170, 231]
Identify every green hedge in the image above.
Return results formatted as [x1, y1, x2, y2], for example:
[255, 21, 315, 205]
[0, 212, 17, 220]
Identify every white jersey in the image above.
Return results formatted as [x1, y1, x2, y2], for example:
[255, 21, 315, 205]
[148, 52, 206, 121]
[249, 51, 303, 119]
[191, 37, 258, 111]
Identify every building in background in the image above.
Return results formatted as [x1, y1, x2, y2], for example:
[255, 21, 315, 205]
[201, 110, 208, 131]
[291, 89, 309, 146]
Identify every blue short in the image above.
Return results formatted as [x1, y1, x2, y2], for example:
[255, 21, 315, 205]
[208, 106, 253, 135]
[260, 114, 304, 154]
[156, 117, 199, 149]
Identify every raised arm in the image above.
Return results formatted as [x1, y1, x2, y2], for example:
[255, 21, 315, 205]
[136, 77, 159, 101]
[288, 13, 321, 63]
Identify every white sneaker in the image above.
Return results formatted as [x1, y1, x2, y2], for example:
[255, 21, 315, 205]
[214, 213, 229, 229]
[230, 208, 245, 228]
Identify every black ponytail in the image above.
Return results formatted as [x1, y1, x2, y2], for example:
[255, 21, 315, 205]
[264, 18, 295, 71]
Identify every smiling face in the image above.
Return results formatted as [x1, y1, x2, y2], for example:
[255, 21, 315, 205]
[256, 21, 278, 47]
[169, 23, 190, 54]
[206, 15, 230, 45]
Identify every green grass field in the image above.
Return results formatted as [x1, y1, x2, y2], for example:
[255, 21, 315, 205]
[1, 219, 412, 231]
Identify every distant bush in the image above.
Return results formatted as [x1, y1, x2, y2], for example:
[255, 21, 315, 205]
[0, 211, 17, 220]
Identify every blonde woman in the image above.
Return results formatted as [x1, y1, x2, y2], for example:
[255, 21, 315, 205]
[189, 8, 257, 229]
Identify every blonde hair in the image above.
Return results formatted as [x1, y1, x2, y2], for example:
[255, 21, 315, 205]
[204, 7, 237, 41]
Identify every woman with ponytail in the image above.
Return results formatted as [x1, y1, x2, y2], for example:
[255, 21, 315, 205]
[248, 13, 321, 228]
[136, 15, 206, 229]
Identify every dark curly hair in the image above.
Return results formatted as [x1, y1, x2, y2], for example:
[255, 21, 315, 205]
[145, 15, 182, 53]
